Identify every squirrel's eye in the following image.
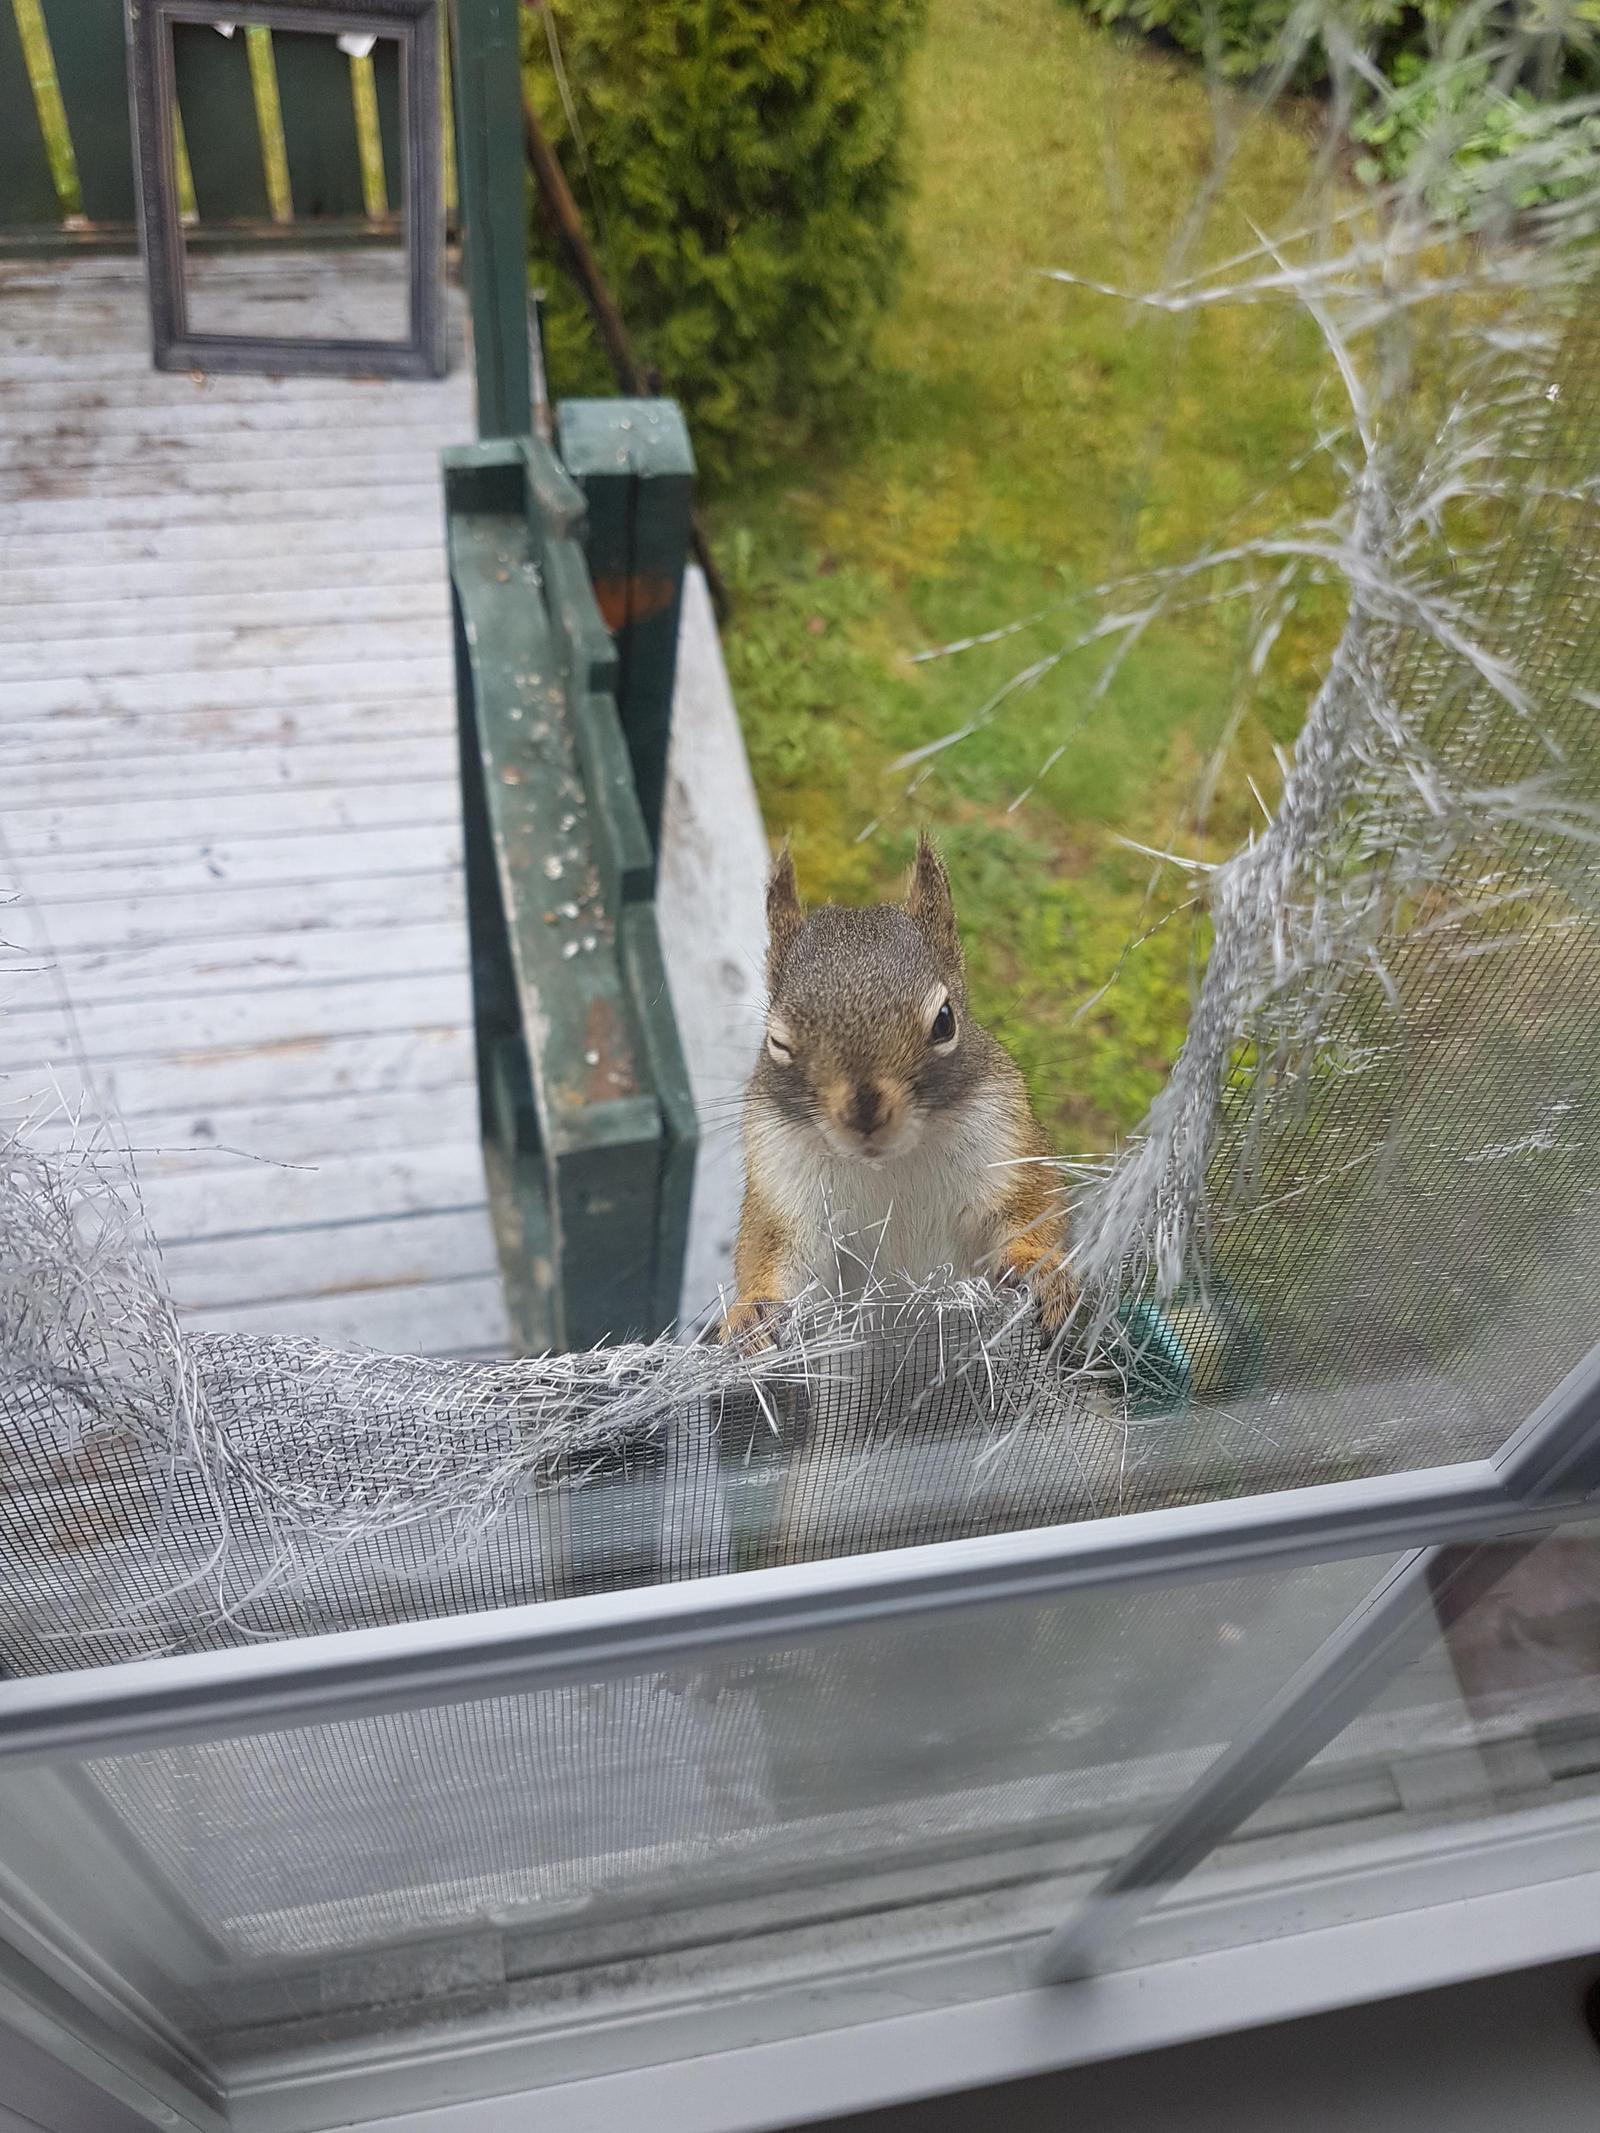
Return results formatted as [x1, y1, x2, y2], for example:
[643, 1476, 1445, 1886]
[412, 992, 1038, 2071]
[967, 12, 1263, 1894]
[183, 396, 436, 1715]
[766, 1031, 794, 1065]
[929, 998, 957, 1047]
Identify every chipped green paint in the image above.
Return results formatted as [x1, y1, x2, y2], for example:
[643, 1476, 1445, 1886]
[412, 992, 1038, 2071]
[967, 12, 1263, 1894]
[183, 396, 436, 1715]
[445, 417, 696, 1352]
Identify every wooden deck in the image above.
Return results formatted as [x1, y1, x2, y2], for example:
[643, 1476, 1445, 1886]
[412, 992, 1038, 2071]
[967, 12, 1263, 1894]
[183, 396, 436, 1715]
[1, 249, 768, 1354]
[0, 251, 512, 1356]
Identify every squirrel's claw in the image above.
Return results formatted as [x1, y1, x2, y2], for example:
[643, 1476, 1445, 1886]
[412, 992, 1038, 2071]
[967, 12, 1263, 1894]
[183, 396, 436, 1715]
[721, 1297, 785, 1353]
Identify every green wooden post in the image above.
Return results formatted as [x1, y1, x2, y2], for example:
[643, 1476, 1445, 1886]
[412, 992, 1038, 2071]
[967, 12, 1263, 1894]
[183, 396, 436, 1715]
[450, 0, 529, 438]
[273, 30, 366, 219]
[0, 0, 65, 227]
[373, 34, 405, 212]
[556, 399, 695, 856]
[445, 439, 696, 1350]
[39, 0, 136, 225]
[170, 20, 271, 222]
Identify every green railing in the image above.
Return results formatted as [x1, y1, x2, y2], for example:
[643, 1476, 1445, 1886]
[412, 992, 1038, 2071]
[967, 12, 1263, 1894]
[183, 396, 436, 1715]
[446, 409, 698, 1351]
[1, 0, 455, 244]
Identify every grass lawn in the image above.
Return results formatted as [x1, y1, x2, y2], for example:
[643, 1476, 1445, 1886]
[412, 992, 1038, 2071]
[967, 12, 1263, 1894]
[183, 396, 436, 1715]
[711, 0, 1343, 1152]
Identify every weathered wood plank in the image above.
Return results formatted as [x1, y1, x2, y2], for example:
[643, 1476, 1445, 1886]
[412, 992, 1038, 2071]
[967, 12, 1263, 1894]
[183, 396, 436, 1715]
[5, 782, 459, 858]
[0, 972, 472, 1061]
[0, 657, 452, 718]
[17, 872, 465, 954]
[1, 488, 439, 541]
[13, 821, 464, 898]
[138, 1142, 492, 1243]
[0, 514, 443, 569]
[0, 390, 456, 430]
[3, 739, 453, 808]
[194, 1275, 509, 1356]
[0, 555, 446, 615]
[3, 479, 441, 528]
[0, 253, 496, 1352]
[0, 422, 465, 471]
[0, 620, 450, 686]
[36, 920, 467, 1005]
[1, 1026, 476, 1119]
[9, 461, 444, 508]
[0, 701, 450, 766]
[162, 1209, 498, 1312]
[0, 585, 450, 648]
[51, 1086, 483, 1174]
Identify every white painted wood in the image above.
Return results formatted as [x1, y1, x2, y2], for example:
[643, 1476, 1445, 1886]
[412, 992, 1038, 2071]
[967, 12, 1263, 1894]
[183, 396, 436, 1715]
[658, 567, 771, 1325]
[2, 254, 506, 1360]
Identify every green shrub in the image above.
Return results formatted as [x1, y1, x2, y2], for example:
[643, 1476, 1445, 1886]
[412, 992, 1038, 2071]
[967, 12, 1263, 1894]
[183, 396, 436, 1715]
[1350, 48, 1600, 211]
[523, 0, 926, 480]
[1064, 0, 1600, 178]
[1069, 0, 1398, 83]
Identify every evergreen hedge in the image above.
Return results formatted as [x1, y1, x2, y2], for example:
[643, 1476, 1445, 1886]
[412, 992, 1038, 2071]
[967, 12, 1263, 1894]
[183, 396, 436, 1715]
[523, 0, 927, 480]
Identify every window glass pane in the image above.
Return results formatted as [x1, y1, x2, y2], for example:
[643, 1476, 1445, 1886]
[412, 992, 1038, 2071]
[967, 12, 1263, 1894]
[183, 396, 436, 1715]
[0, 1552, 1395, 2086]
[1121, 1524, 1600, 1969]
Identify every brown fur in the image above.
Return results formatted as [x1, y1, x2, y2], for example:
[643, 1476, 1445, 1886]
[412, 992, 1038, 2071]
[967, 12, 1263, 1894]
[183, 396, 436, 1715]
[728, 835, 1070, 1340]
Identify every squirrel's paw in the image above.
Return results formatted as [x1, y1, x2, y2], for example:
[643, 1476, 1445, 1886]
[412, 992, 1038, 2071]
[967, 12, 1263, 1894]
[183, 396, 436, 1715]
[720, 1297, 785, 1353]
[996, 1254, 1075, 1345]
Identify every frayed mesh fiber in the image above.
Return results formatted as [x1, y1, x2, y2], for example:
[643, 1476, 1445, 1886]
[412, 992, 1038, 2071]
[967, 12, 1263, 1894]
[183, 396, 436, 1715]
[4, 15, 1600, 1675]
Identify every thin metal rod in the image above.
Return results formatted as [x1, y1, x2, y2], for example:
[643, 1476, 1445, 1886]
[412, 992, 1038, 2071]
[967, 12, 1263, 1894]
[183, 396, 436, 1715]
[1034, 1341, 1600, 1985]
[0, 1456, 1579, 1769]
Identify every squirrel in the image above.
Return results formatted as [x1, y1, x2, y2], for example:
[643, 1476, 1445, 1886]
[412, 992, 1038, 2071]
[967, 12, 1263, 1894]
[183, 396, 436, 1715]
[727, 834, 1071, 1339]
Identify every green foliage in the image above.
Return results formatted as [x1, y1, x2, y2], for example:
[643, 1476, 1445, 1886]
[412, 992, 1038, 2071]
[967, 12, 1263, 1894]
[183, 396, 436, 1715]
[524, 0, 926, 478]
[1064, 0, 1600, 203]
[1351, 48, 1600, 211]
[1071, 0, 1385, 81]
[718, 0, 1337, 1151]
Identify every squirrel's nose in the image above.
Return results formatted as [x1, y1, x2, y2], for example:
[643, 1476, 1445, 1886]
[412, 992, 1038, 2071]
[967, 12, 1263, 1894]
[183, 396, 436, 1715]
[847, 1083, 885, 1139]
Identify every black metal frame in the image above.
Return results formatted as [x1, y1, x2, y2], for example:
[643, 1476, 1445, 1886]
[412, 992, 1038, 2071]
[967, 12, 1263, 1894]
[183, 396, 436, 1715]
[125, 0, 447, 377]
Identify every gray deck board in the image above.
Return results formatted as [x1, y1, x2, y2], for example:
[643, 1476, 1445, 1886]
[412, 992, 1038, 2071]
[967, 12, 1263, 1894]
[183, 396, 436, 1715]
[1, 251, 508, 1359]
[2, 251, 768, 1353]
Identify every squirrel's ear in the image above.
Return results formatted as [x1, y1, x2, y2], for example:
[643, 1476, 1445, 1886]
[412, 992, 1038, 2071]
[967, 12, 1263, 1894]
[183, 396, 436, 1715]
[906, 832, 963, 974]
[766, 843, 805, 986]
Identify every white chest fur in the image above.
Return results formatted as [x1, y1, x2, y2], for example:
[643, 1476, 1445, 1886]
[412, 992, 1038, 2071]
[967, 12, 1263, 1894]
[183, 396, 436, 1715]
[752, 1087, 1014, 1295]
